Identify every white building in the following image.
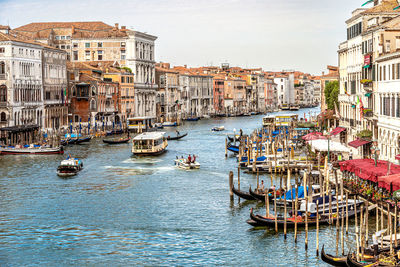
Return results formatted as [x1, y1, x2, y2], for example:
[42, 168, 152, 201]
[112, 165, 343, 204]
[126, 31, 158, 118]
[0, 31, 44, 129]
[274, 73, 294, 107]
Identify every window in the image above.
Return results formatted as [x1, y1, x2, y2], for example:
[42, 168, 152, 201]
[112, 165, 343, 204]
[97, 50, 103, 60]
[0, 61, 4, 75]
[121, 42, 126, 47]
[55, 36, 60, 40]
[66, 45, 70, 49]
[73, 43, 78, 48]
[66, 36, 71, 40]
[61, 45, 65, 49]
[0, 85, 6, 102]
[121, 55, 126, 60]
[0, 112, 6, 122]
[61, 36, 65, 40]
[85, 43, 90, 48]
[98, 42, 103, 48]
[85, 51, 90, 56]
[121, 76, 125, 83]
[73, 51, 78, 61]
[386, 40, 391, 53]
[0, 47, 4, 53]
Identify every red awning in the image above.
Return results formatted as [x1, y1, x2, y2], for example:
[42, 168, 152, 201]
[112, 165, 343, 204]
[378, 174, 400, 192]
[348, 139, 371, 148]
[330, 127, 346, 136]
[396, 154, 400, 161]
[339, 159, 400, 183]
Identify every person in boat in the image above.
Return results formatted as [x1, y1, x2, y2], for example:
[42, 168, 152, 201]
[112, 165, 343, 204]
[260, 180, 265, 193]
[187, 154, 192, 164]
[67, 154, 71, 160]
[176, 130, 180, 136]
[270, 184, 276, 192]
[192, 154, 196, 163]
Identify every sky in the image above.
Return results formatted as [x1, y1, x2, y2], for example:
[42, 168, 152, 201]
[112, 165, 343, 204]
[0, 0, 363, 75]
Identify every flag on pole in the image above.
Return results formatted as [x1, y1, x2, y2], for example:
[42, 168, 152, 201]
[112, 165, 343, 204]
[361, 0, 373, 6]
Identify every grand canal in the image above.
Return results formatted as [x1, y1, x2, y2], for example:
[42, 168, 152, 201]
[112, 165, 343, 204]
[0, 107, 359, 266]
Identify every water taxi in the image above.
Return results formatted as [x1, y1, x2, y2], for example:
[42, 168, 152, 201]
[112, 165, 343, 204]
[57, 157, 83, 177]
[132, 132, 168, 156]
[174, 158, 200, 170]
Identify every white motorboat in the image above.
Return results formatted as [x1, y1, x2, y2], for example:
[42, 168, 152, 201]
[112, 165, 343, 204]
[174, 158, 200, 170]
[211, 126, 225, 132]
[57, 157, 83, 177]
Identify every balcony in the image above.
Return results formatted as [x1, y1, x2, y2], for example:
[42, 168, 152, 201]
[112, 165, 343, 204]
[0, 102, 6, 107]
[0, 74, 5, 80]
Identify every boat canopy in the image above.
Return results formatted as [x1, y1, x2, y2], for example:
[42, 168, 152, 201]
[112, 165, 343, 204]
[133, 132, 165, 141]
[279, 186, 310, 201]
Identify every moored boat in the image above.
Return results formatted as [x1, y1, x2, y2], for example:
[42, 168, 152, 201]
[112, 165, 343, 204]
[75, 136, 92, 144]
[163, 121, 177, 127]
[186, 117, 200, 121]
[103, 137, 131, 144]
[106, 129, 124, 136]
[0, 145, 64, 155]
[227, 144, 239, 154]
[232, 186, 256, 201]
[132, 132, 168, 156]
[320, 245, 347, 267]
[57, 157, 83, 177]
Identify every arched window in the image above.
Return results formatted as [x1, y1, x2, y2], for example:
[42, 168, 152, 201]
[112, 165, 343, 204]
[90, 99, 96, 111]
[0, 85, 6, 102]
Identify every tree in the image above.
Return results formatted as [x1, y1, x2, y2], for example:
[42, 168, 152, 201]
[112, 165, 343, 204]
[324, 81, 339, 110]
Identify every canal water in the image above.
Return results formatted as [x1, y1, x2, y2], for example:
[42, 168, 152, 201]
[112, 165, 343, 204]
[0, 107, 359, 266]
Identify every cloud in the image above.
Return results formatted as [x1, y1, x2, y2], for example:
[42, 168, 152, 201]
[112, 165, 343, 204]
[1, 0, 363, 74]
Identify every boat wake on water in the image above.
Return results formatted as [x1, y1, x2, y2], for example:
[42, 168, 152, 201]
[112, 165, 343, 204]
[122, 158, 163, 164]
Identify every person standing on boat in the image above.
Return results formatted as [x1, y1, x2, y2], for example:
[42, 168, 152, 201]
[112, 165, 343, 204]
[260, 180, 265, 192]
[176, 130, 180, 136]
[192, 155, 196, 163]
[187, 154, 191, 164]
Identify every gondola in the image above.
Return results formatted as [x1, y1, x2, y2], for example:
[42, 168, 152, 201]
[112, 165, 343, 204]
[248, 208, 359, 228]
[75, 136, 92, 144]
[61, 138, 77, 146]
[249, 187, 284, 202]
[167, 132, 188, 141]
[186, 117, 200, 121]
[227, 144, 239, 154]
[106, 129, 124, 136]
[227, 135, 241, 142]
[103, 137, 130, 144]
[321, 245, 347, 266]
[346, 253, 374, 267]
[232, 186, 256, 201]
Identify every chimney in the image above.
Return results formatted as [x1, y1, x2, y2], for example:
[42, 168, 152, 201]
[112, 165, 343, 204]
[115, 23, 119, 29]
[322, 71, 325, 76]
[184, 65, 187, 68]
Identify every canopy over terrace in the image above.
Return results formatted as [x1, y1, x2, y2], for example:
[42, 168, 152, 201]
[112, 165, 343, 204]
[340, 159, 400, 183]
[378, 173, 400, 192]
[302, 132, 326, 141]
[308, 139, 350, 153]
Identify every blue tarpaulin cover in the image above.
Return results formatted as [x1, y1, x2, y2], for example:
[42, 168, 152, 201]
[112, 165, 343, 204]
[280, 186, 309, 200]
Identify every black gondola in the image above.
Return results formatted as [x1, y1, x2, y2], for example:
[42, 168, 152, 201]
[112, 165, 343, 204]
[321, 245, 347, 266]
[346, 253, 373, 267]
[167, 132, 188, 141]
[248, 208, 360, 228]
[232, 186, 256, 201]
[227, 144, 239, 154]
[75, 136, 92, 144]
[227, 136, 241, 142]
[103, 137, 130, 144]
[106, 129, 124, 136]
